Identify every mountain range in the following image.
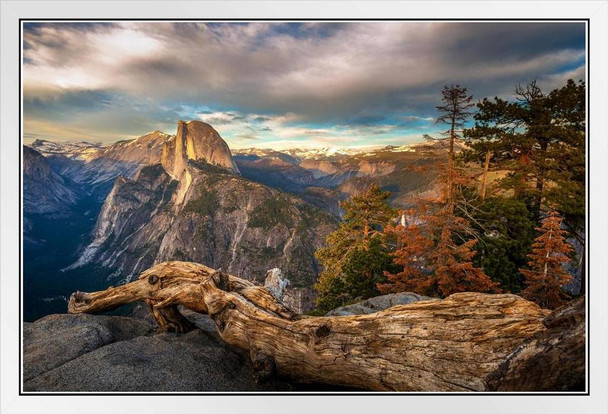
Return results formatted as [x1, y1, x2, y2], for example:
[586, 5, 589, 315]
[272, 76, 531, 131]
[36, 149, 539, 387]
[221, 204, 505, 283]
[23, 120, 447, 318]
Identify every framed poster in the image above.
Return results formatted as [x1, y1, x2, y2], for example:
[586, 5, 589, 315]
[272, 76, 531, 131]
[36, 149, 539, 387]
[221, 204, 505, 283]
[1, 1, 606, 413]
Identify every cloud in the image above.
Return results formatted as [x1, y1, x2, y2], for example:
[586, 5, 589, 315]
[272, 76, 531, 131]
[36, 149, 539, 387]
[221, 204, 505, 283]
[23, 89, 183, 140]
[22, 21, 585, 146]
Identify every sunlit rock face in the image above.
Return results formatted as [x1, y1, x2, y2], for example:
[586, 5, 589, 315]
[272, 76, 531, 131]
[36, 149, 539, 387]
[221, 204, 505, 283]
[70, 121, 336, 290]
[162, 120, 240, 180]
[95, 130, 172, 165]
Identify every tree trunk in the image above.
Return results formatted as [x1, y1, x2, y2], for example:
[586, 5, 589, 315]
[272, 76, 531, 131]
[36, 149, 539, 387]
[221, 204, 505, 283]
[480, 149, 491, 200]
[533, 140, 549, 217]
[67, 261, 583, 392]
[515, 152, 532, 199]
[447, 118, 456, 213]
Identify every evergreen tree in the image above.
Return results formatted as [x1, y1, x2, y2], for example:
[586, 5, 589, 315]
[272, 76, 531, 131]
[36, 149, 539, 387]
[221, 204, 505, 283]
[430, 84, 475, 212]
[520, 212, 574, 309]
[462, 97, 515, 200]
[464, 79, 585, 220]
[543, 80, 586, 275]
[341, 237, 400, 301]
[466, 196, 536, 293]
[465, 79, 585, 291]
[314, 183, 398, 312]
[464, 89, 536, 204]
[378, 209, 434, 295]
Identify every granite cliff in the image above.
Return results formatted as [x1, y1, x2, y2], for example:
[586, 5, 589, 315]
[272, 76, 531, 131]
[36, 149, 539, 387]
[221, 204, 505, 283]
[69, 121, 336, 290]
[23, 145, 79, 216]
[161, 120, 239, 179]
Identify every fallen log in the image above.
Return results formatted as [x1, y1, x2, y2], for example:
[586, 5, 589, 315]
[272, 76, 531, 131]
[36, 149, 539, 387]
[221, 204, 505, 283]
[68, 261, 583, 392]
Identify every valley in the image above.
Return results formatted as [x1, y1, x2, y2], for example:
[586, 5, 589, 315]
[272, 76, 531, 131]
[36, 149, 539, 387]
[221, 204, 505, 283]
[23, 120, 444, 320]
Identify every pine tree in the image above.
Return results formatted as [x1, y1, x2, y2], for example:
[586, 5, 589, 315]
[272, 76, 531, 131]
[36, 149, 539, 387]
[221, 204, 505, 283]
[520, 211, 574, 309]
[431, 84, 475, 212]
[463, 91, 536, 203]
[430, 217, 499, 296]
[465, 196, 535, 293]
[465, 79, 585, 292]
[543, 79, 586, 293]
[341, 237, 399, 301]
[462, 97, 514, 200]
[464, 79, 585, 220]
[314, 183, 399, 312]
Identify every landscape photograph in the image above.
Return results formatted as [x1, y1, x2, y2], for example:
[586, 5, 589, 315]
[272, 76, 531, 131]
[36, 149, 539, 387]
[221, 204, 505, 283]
[20, 20, 587, 393]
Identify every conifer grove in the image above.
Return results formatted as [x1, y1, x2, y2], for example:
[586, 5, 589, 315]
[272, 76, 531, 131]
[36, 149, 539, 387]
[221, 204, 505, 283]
[314, 79, 583, 312]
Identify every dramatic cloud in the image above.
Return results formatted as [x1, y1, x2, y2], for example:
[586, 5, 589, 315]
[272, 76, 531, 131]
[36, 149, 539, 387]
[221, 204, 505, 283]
[22, 21, 586, 147]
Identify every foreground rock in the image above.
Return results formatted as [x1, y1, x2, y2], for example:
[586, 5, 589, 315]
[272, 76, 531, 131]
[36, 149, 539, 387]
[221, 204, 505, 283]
[23, 314, 153, 382]
[23, 315, 291, 392]
[325, 292, 436, 316]
[24, 310, 361, 392]
[25, 330, 287, 392]
[23, 313, 292, 392]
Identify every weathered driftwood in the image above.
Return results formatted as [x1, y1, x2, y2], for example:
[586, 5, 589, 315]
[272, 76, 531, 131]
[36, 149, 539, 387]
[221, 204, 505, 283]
[68, 261, 583, 392]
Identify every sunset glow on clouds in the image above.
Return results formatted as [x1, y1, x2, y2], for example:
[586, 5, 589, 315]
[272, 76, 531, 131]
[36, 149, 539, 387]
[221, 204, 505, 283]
[22, 21, 585, 148]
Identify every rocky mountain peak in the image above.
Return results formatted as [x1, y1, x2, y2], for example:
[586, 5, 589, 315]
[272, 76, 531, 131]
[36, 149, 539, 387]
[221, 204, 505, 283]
[161, 120, 240, 179]
[96, 130, 172, 165]
[23, 145, 78, 215]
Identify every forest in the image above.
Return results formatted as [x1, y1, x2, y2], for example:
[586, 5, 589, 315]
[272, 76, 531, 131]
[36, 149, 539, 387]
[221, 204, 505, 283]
[313, 78, 585, 314]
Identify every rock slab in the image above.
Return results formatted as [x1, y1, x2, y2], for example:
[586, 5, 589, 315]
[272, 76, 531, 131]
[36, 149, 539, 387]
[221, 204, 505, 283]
[23, 313, 291, 392]
[325, 292, 437, 316]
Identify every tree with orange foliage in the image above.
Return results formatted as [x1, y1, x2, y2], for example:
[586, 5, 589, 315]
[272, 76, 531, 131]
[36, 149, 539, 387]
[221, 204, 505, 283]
[379, 204, 500, 298]
[520, 211, 574, 309]
[379, 209, 433, 294]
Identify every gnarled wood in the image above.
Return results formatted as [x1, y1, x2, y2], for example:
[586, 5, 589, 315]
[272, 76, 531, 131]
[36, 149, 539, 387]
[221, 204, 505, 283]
[486, 296, 585, 391]
[68, 261, 584, 392]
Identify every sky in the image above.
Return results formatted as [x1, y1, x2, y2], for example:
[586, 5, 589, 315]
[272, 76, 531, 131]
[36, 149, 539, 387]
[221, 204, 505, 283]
[22, 21, 586, 149]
